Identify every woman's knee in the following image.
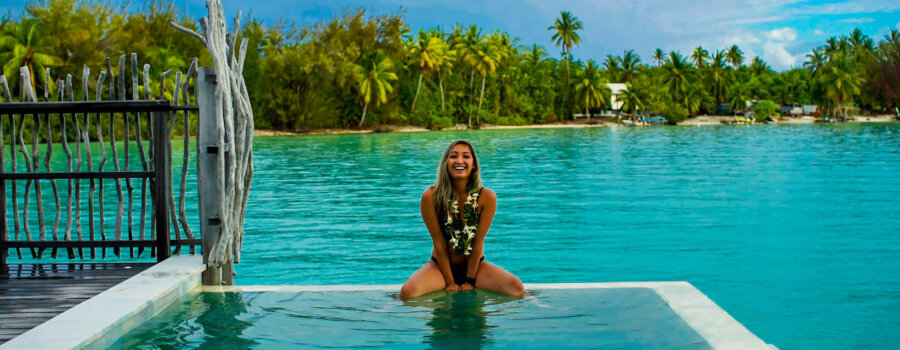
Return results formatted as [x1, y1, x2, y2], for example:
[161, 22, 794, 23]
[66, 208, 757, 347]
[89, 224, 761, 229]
[399, 281, 420, 300]
[507, 277, 525, 296]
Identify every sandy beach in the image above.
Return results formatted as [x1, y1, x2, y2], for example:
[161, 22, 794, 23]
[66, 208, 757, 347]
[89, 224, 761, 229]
[253, 115, 896, 137]
[676, 114, 897, 126]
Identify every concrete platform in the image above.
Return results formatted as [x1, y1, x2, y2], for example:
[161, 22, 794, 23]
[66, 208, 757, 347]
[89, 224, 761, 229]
[0, 255, 203, 350]
[3, 258, 774, 349]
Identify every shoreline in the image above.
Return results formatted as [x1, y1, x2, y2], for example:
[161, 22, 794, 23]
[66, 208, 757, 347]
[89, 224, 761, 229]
[253, 115, 897, 137]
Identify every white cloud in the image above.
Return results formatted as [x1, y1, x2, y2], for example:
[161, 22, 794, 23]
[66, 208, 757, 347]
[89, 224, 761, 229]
[792, 1, 900, 15]
[767, 27, 797, 41]
[763, 42, 800, 68]
[838, 17, 875, 23]
[814, 29, 826, 35]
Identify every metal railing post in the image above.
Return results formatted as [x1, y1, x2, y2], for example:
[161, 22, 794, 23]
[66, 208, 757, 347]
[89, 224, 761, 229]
[153, 111, 170, 262]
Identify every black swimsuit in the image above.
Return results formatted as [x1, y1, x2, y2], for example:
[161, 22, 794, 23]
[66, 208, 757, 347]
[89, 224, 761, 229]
[431, 256, 485, 286]
[432, 187, 486, 285]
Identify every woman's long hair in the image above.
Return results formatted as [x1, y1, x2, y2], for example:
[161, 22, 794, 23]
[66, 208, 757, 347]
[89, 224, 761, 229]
[432, 140, 483, 216]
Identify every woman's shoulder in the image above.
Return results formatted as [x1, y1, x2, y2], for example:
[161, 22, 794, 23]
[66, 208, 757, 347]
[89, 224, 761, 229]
[421, 186, 435, 200]
[478, 187, 496, 201]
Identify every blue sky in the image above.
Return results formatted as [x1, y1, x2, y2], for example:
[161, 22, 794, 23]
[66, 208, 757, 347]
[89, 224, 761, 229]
[4, 0, 900, 71]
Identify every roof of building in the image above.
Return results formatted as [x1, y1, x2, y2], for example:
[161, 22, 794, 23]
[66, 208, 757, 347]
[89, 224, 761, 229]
[607, 83, 627, 94]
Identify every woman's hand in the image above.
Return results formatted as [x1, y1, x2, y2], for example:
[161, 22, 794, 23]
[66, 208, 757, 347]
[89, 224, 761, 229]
[460, 283, 475, 291]
[444, 284, 461, 292]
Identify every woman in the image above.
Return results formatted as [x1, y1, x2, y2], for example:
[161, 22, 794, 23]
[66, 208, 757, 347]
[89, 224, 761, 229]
[399, 140, 524, 300]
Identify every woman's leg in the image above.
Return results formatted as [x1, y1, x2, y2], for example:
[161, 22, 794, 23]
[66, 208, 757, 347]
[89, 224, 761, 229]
[399, 261, 447, 300]
[474, 261, 525, 296]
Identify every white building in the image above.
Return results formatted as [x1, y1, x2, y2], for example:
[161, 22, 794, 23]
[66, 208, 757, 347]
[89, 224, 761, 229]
[607, 83, 627, 111]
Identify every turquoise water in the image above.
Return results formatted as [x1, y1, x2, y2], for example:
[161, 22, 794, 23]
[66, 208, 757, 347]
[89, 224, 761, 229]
[113, 288, 711, 349]
[5, 123, 900, 349]
[236, 124, 900, 350]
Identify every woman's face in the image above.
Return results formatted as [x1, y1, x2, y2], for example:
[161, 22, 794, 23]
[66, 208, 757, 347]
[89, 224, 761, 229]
[447, 143, 475, 180]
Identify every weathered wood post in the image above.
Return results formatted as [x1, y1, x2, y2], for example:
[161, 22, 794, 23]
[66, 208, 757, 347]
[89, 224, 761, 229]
[198, 67, 232, 285]
[153, 109, 171, 262]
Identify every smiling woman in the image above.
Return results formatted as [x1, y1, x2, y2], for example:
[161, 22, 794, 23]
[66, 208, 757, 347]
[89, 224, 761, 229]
[399, 140, 524, 300]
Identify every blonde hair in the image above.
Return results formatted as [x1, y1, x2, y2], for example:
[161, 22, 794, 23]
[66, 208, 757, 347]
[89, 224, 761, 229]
[432, 140, 483, 216]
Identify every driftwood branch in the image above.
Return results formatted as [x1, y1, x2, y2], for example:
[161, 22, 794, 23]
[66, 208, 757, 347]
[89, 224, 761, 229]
[169, 21, 207, 47]
[19, 67, 36, 258]
[0, 76, 19, 259]
[179, 59, 198, 254]
[110, 55, 126, 258]
[138, 63, 150, 256]
[174, 0, 255, 267]
[96, 66, 108, 258]
[44, 71, 61, 258]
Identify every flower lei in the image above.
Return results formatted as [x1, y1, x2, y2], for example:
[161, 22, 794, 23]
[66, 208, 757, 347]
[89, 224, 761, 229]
[443, 191, 480, 256]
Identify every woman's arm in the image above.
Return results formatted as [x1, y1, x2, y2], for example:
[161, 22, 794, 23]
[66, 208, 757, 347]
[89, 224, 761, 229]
[465, 188, 496, 283]
[421, 189, 457, 288]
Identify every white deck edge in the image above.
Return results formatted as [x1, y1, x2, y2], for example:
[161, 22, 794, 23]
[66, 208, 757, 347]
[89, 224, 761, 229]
[206, 282, 773, 349]
[0, 255, 204, 350]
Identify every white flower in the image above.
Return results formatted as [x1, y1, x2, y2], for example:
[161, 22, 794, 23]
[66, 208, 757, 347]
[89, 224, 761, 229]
[449, 237, 457, 245]
[445, 216, 453, 225]
[467, 231, 474, 239]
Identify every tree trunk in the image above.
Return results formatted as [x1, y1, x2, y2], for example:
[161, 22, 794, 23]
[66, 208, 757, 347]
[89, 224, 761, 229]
[467, 70, 475, 128]
[411, 74, 423, 113]
[359, 101, 369, 128]
[565, 53, 571, 120]
[477, 75, 486, 126]
[439, 71, 445, 110]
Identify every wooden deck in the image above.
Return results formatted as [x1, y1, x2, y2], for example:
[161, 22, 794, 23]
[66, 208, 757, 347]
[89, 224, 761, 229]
[0, 263, 153, 344]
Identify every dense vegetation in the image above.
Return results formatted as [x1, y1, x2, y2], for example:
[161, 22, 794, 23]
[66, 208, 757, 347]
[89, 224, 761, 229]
[2, 0, 899, 129]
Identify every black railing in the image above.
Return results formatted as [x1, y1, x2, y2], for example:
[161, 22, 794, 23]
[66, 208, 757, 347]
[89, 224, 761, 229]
[0, 100, 200, 264]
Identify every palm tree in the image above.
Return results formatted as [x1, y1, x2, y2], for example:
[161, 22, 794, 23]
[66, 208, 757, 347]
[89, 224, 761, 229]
[471, 40, 500, 127]
[804, 48, 827, 78]
[652, 48, 666, 66]
[662, 51, 692, 99]
[406, 30, 441, 113]
[549, 11, 583, 118]
[749, 56, 770, 76]
[454, 25, 483, 124]
[0, 19, 62, 96]
[573, 60, 609, 121]
[691, 46, 709, 69]
[525, 44, 547, 66]
[431, 35, 455, 111]
[620, 84, 643, 115]
[726, 44, 744, 69]
[683, 84, 709, 116]
[884, 30, 900, 45]
[728, 82, 750, 113]
[848, 28, 873, 54]
[603, 55, 621, 80]
[706, 50, 728, 103]
[819, 52, 862, 120]
[620, 50, 640, 83]
[354, 53, 398, 127]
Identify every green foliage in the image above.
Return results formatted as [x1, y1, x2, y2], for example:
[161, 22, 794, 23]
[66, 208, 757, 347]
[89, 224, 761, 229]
[663, 103, 688, 125]
[753, 100, 778, 121]
[2, 1, 897, 129]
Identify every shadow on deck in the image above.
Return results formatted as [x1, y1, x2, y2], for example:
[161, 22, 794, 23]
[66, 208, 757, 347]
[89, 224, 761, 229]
[0, 263, 153, 344]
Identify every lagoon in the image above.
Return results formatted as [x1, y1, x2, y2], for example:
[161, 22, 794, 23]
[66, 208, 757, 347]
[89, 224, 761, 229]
[234, 123, 900, 350]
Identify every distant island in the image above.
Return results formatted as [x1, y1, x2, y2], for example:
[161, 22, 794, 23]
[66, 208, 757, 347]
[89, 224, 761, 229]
[2, 1, 898, 132]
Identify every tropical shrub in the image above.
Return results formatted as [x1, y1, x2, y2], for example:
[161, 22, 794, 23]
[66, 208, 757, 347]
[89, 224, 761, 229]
[753, 100, 778, 121]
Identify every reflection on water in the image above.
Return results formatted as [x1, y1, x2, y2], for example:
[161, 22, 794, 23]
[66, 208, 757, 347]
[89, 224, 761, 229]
[193, 293, 258, 349]
[112, 292, 258, 349]
[404, 290, 520, 349]
[113, 288, 711, 348]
